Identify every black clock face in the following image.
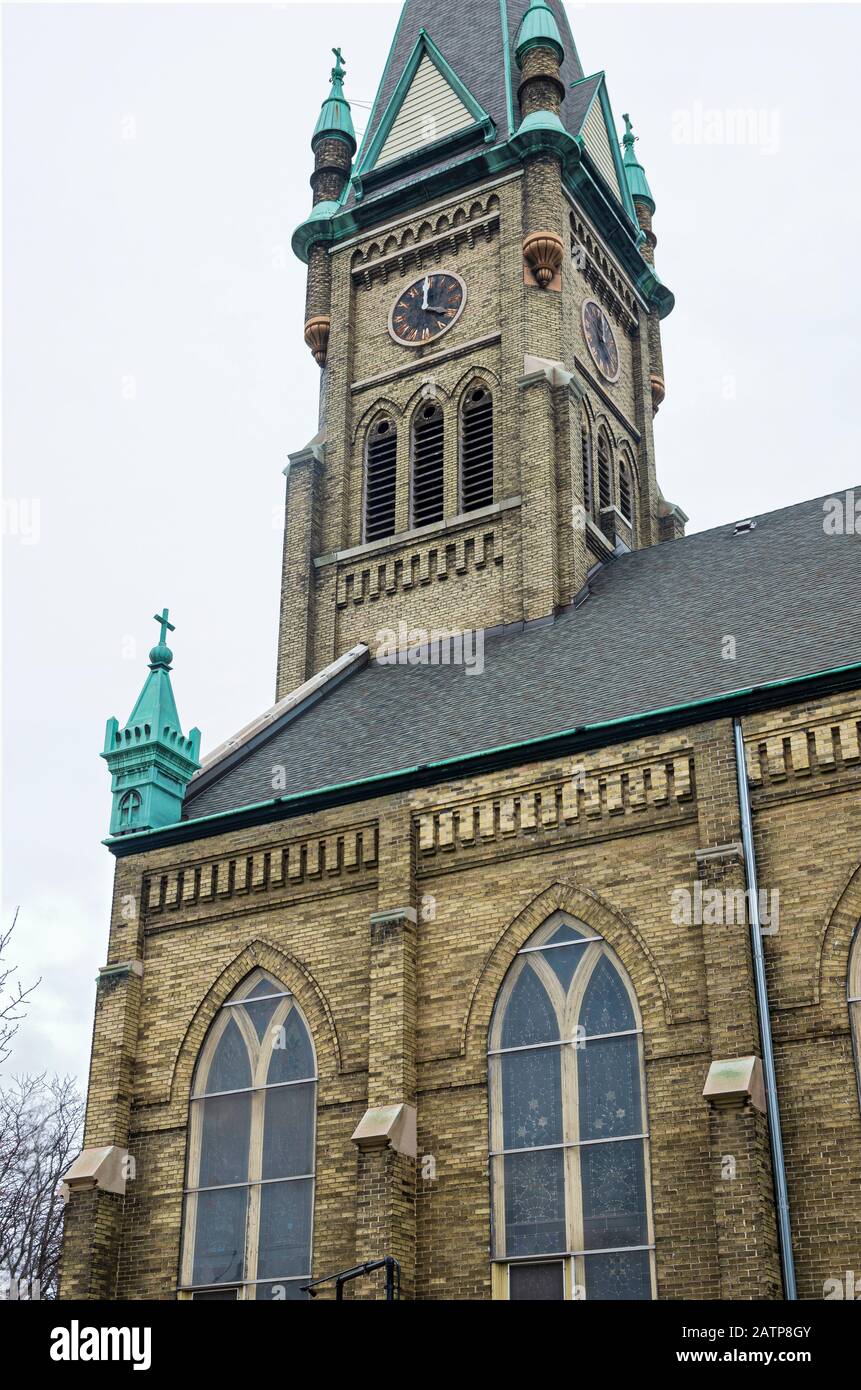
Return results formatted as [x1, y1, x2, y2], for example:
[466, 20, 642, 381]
[583, 300, 620, 382]
[389, 273, 466, 346]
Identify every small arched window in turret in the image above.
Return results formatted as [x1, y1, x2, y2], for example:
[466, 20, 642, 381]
[411, 401, 445, 528]
[364, 417, 398, 542]
[460, 384, 494, 514]
[597, 432, 613, 513]
[119, 790, 142, 827]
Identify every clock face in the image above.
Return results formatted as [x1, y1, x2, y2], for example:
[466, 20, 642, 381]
[388, 272, 466, 347]
[582, 299, 621, 382]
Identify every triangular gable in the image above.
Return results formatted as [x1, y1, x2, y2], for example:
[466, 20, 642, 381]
[573, 73, 638, 225]
[357, 29, 494, 180]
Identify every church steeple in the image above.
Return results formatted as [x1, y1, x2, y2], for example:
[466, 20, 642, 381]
[276, 2, 683, 702]
[102, 610, 201, 837]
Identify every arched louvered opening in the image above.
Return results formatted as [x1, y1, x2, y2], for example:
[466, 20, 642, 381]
[581, 424, 593, 518]
[364, 417, 398, 542]
[488, 914, 655, 1301]
[180, 970, 317, 1301]
[597, 432, 613, 513]
[619, 459, 633, 529]
[411, 401, 445, 528]
[460, 384, 494, 514]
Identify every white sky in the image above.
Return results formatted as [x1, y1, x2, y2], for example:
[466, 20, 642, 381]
[4, 1, 861, 1086]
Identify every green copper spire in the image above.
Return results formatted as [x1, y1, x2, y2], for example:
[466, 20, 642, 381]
[312, 47, 357, 155]
[102, 609, 201, 838]
[622, 112, 655, 213]
[515, 0, 565, 68]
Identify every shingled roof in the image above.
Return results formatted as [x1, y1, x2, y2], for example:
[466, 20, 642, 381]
[184, 490, 861, 821]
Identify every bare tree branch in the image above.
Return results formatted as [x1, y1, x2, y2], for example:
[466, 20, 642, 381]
[0, 1074, 84, 1299]
[0, 910, 40, 1066]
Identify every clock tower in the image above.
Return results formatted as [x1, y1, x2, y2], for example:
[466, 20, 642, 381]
[277, 0, 685, 700]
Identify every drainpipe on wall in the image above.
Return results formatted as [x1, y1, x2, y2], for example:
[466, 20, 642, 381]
[733, 717, 798, 1301]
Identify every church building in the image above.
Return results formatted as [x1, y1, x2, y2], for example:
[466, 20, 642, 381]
[61, 0, 861, 1301]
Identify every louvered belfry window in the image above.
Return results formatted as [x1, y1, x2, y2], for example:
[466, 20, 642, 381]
[364, 417, 398, 542]
[597, 433, 612, 512]
[461, 385, 494, 513]
[619, 461, 632, 523]
[581, 426, 593, 516]
[411, 401, 445, 528]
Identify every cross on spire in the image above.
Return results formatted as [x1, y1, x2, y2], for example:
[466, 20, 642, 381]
[153, 608, 176, 645]
[331, 47, 346, 84]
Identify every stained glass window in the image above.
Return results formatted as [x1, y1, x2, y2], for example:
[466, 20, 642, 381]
[180, 970, 316, 1300]
[489, 913, 655, 1301]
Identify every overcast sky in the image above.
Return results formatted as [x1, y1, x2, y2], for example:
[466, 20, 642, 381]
[4, 1, 861, 1087]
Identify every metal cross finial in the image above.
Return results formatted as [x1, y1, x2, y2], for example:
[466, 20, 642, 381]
[153, 608, 176, 645]
[622, 112, 637, 145]
[331, 47, 346, 84]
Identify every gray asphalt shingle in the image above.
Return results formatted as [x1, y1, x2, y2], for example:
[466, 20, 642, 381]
[185, 490, 861, 819]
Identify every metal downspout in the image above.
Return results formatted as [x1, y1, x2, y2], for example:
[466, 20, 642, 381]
[732, 717, 798, 1300]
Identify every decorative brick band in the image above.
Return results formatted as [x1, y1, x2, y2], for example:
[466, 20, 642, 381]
[745, 714, 861, 792]
[416, 753, 695, 861]
[143, 824, 379, 916]
[333, 529, 502, 610]
[351, 195, 500, 289]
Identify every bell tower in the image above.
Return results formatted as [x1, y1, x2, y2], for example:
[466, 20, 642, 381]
[276, 0, 685, 700]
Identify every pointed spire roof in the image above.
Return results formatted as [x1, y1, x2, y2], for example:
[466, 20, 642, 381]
[622, 112, 655, 213]
[102, 609, 201, 838]
[312, 47, 357, 154]
[123, 608, 181, 732]
[515, 0, 564, 67]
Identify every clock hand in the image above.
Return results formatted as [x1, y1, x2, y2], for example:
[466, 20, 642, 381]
[422, 276, 431, 311]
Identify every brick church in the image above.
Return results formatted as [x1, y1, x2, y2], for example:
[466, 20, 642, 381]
[61, 0, 861, 1300]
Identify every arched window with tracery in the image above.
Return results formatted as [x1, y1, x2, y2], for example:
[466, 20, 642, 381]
[488, 914, 655, 1301]
[460, 383, 494, 513]
[364, 416, 398, 542]
[597, 432, 613, 513]
[850, 930, 861, 1108]
[411, 400, 445, 528]
[180, 970, 317, 1301]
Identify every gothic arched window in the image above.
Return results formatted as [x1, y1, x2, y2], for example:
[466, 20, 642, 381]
[364, 416, 398, 542]
[597, 432, 613, 513]
[411, 400, 445, 528]
[460, 384, 494, 514]
[488, 914, 655, 1301]
[850, 930, 861, 1108]
[180, 970, 317, 1301]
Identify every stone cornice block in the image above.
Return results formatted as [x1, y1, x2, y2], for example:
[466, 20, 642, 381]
[61, 1145, 129, 1196]
[351, 1103, 417, 1159]
[703, 1056, 766, 1114]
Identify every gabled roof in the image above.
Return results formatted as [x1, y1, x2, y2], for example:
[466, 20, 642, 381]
[572, 73, 637, 223]
[357, 30, 494, 179]
[346, 0, 584, 206]
[182, 490, 861, 823]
